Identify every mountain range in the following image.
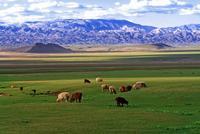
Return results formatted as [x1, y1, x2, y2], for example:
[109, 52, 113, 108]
[0, 19, 200, 48]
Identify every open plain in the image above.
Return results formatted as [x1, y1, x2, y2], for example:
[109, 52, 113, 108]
[0, 51, 200, 134]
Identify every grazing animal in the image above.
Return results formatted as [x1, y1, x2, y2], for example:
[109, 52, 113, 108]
[126, 85, 132, 91]
[115, 97, 128, 107]
[10, 85, 16, 88]
[101, 84, 109, 92]
[119, 86, 126, 92]
[84, 79, 91, 84]
[132, 82, 147, 90]
[109, 86, 117, 94]
[20, 87, 23, 91]
[70, 92, 83, 103]
[56, 92, 71, 102]
[0, 93, 12, 97]
[32, 89, 37, 95]
[96, 77, 103, 83]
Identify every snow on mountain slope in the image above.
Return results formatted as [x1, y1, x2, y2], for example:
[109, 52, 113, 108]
[0, 19, 200, 48]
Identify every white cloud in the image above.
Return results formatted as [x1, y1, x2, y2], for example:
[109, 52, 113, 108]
[27, 0, 51, 3]
[1, 15, 44, 23]
[179, 4, 200, 15]
[119, 0, 147, 11]
[119, 0, 187, 11]
[28, 1, 58, 11]
[85, 4, 102, 9]
[115, 2, 121, 6]
[82, 8, 108, 19]
[81, 6, 140, 19]
[0, 0, 197, 24]
[0, 0, 17, 1]
[149, 0, 172, 6]
[59, 2, 80, 9]
[148, 0, 186, 6]
[0, 5, 25, 17]
[174, 0, 187, 6]
[3, 3, 8, 7]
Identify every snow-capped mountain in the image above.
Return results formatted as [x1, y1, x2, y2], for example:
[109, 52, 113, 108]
[0, 19, 200, 48]
[147, 24, 200, 45]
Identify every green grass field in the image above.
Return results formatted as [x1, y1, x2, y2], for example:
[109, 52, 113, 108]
[0, 51, 200, 134]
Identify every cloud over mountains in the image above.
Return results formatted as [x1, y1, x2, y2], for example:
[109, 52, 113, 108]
[0, 0, 199, 24]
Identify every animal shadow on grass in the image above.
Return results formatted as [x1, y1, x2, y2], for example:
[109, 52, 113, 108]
[108, 103, 140, 108]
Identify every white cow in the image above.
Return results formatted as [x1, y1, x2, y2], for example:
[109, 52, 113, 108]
[56, 92, 71, 102]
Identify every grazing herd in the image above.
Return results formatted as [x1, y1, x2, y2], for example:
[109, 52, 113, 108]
[55, 77, 147, 107]
[1, 77, 147, 107]
[84, 77, 147, 107]
[99, 81, 146, 95]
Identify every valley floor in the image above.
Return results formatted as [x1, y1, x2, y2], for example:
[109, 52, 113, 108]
[0, 51, 200, 134]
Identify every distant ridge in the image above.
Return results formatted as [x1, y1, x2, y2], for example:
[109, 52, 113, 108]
[150, 43, 172, 49]
[27, 43, 73, 53]
[0, 19, 200, 48]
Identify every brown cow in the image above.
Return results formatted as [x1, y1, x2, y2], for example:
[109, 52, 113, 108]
[119, 86, 126, 92]
[70, 92, 83, 103]
[115, 97, 128, 107]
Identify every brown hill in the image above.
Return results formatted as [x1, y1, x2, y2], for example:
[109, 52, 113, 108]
[27, 43, 73, 53]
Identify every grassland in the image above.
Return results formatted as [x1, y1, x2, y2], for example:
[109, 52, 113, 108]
[0, 51, 200, 134]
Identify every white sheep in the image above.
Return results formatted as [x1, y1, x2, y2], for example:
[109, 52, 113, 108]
[101, 84, 109, 92]
[56, 92, 71, 102]
[96, 77, 103, 83]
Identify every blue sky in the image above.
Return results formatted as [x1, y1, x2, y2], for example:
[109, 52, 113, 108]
[0, 0, 200, 27]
